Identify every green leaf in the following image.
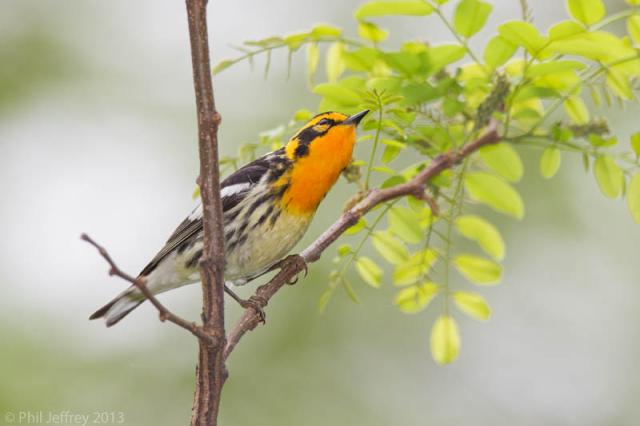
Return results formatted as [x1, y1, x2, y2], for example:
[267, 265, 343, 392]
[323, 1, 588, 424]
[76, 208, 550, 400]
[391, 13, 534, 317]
[479, 143, 524, 183]
[342, 279, 360, 303]
[547, 31, 633, 62]
[313, 83, 361, 106]
[381, 139, 405, 164]
[358, 21, 389, 42]
[514, 86, 560, 101]
[498, 21, 546, 54]
[372, 231, 409, 265]
[564, 96, 589, 124]
[393, 249, 438, 286]
[582, 152, 590, 172]
[549, 20, 586, 40]
[453, 291, 491, 320]
[372, 165, 396, 175]
[382, 51, 423, 76]
[483, 35, 517, 68]
[567, 0, 605, 26]
[631, 132, 640, 157]
[628, 173, 640, 223]
[382, 144, 401, 164]
[594, 155, 623, 198]
[345, 218, 366, 235]
[212, 59, 234, 75]
[311, 24, 342, 37]
[426, 44, 466, 73]
[540, 146, 561, 179]
[464, 172, 525, 219]
[356, 256, 383, 288]
[453, 0, 493, 37]
[192, 185, 201, 200]
[431, 315, 460, 365]
[284, 33, 309, 51]
[342, 47, 379, 72]
[454, 254, 502, 285]
[525, 60, 585, 78]
[306, 43, 319, 82]
[606, 69, 632, 100]
[326, 42, 345, 83]
[389, 206, 423, 244]
[455, 215, 505, 260]
[629, 16, 640, 45]
[355, 1, 434, 20]
[400, 82, 442, 106]
[337, 244, 352, 257]
[587, 134, 616, 148]
[293, 109, 313, 121]
[318, 289, 333, 313]
[394, 282, 438, 313]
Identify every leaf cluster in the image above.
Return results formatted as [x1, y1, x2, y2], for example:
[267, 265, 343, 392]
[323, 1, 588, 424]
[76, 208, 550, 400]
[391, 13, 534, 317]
[214, 0, 640, 365]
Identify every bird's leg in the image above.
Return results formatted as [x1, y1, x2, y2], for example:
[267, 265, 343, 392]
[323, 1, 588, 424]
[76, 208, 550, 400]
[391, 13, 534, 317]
[224, 285, 267, 323]
[267, 254, 308, 285]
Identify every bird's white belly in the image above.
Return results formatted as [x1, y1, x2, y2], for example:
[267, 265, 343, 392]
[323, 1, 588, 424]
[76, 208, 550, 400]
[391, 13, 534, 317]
[224, 209, 311, 283]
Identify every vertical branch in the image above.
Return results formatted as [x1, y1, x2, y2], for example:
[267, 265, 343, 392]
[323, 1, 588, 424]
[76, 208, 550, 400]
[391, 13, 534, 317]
[185, 0, 226, 425]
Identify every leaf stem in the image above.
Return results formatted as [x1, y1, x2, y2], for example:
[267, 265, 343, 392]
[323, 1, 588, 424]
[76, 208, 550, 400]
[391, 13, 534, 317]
[441, 159, 469, 315]
[592, 9, 634, 31]
[523, 54, 640, 135]
[364, 97, 384, 189]
[217, 36, 362, 75]
[428, 2, 482, 65]
[325, 202, 395, 309]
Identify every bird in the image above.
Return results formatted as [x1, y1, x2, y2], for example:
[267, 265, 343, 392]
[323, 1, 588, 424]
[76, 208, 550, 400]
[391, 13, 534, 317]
[90, 109, 369, 326]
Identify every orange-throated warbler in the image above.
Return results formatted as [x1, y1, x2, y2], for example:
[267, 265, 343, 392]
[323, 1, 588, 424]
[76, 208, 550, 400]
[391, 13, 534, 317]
[90, 110, 369, 326]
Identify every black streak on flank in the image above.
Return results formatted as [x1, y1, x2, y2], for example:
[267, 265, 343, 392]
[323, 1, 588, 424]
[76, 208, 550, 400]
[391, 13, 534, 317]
[250, 192, 274, 212]
[236, 219, 250, 238]
[227, 234, 247, 253]
[269, 208, 281, 227]
[224, 206, 242, 223]
[176, 239, 194, 255]
[235, 234, 248, 249]
[253, 204, 274, 229]
[186, 249, 203, 269]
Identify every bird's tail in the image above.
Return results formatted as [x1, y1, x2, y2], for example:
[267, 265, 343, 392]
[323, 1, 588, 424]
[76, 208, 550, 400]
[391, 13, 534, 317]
[89, 287, 144, 327]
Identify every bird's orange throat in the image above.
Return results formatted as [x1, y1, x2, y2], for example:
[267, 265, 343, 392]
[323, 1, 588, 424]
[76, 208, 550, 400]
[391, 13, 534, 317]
[281, 126, 356, 215]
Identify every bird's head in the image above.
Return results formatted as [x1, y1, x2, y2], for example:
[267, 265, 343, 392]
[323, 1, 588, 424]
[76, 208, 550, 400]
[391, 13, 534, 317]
[285, 110, 369, 160]
[279, 110, 369, 215]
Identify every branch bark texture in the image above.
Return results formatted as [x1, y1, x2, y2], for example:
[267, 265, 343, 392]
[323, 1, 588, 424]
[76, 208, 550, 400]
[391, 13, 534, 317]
[185, 0, 226, 425]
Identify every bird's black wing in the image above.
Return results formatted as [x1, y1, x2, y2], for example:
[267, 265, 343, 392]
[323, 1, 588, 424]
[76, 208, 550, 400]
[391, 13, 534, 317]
[138, 152, 275, 277]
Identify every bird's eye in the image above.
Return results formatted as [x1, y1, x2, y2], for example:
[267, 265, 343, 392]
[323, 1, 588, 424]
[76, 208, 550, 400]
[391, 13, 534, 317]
[317, 118, 331, 126]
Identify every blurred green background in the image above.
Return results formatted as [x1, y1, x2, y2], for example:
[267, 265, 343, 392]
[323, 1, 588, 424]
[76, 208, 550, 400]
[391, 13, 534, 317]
[1, 0, 639, 425]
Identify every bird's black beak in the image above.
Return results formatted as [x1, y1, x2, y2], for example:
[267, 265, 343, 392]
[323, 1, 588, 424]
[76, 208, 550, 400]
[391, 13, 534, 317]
[342, 110, 369, 127]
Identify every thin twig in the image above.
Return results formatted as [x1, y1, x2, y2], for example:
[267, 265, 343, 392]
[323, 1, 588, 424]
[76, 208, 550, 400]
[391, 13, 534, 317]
[224, 120, 500, 359]
[80, 233, 214, 345]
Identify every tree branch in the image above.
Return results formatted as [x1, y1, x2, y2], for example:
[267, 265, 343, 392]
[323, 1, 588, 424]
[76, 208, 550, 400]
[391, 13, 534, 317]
[80, 233, 215, 345]
[185, 0, 227, 425]
[224, 120, 500, 359]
